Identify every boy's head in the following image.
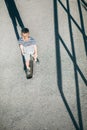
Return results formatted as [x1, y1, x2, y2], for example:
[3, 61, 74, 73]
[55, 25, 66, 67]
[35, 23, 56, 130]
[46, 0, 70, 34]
[21, 28, 29, 34]
[21, 28, 30, 41]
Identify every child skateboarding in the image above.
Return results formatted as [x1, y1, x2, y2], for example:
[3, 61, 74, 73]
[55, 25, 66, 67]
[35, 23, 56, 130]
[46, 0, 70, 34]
[18, 28, 38, 76]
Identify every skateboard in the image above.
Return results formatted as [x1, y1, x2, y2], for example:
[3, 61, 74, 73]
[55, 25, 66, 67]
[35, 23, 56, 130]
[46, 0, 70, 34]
[26, 55, 33, 79]
[26, 55, 39, 79]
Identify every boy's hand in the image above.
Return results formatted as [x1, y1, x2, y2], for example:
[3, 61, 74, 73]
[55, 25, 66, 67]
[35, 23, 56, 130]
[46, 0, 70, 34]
[35, 58, 40, 63]
[33, 54, 40, 63]
[34, 53, 38, 61]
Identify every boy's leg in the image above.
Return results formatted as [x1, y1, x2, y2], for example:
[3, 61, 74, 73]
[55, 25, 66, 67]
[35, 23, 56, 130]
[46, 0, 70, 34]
[23, 53, 30, 70]
[25, 60, 30, 70]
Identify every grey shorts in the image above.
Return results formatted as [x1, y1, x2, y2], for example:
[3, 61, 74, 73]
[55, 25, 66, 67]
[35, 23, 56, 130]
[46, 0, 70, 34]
[23, 46, 34, 61]
[23, 53, 34, 61]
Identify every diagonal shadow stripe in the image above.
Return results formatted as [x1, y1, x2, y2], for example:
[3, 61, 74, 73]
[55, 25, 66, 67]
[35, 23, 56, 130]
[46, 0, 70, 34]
[81, 0, 87, 10]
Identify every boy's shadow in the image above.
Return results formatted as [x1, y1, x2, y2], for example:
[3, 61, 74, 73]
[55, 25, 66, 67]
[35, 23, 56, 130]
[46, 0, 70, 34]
[5, 0, 24, 40]
[5, 0, 26, 70]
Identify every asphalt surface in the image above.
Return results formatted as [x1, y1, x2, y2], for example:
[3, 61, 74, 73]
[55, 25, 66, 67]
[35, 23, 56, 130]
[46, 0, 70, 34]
[0, 0, 87, 130]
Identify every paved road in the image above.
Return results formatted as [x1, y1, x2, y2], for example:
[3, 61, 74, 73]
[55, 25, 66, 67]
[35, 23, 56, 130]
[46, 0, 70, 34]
[0, 0, 87, 130]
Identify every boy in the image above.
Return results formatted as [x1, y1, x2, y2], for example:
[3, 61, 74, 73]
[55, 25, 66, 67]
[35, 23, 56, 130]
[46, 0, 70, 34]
[19, 28, 38, 74]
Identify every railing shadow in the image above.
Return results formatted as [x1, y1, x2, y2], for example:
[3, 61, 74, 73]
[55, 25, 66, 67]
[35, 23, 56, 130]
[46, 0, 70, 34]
[53, 0, 87, 130]
[77, 0, 87, 55]
[4, 0, 26, 70]
[81, 0, 87, 10]
[58, 0, 87, 56]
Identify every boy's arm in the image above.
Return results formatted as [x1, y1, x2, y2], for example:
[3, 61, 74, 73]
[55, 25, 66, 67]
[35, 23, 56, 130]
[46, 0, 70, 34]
[19, 44, 24, 55]
[34, 45, 38, 60]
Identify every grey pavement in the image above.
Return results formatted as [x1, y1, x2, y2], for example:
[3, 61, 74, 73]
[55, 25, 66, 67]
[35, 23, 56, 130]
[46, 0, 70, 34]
[0, 0, 87, 130]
